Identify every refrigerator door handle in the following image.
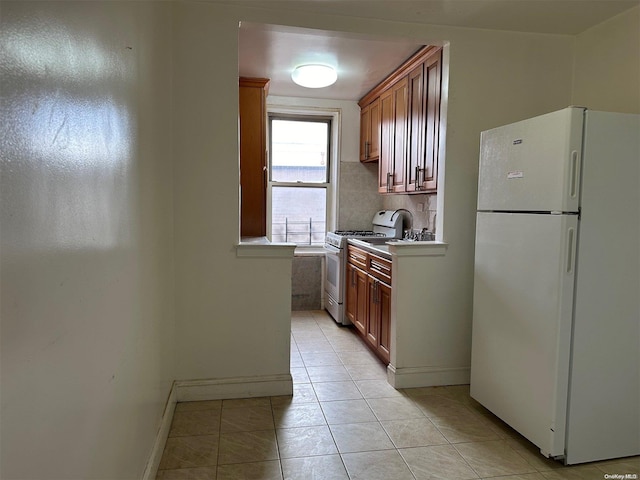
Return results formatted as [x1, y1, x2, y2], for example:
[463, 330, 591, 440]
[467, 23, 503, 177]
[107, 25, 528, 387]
[566, 227, 576, 274]
[570, 150, 580, 199]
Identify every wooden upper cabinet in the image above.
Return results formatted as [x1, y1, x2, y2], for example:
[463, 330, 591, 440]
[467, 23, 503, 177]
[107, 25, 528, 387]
[239, 77, 269, 237]
[422, 51, 442, 192]
[391, 78, 408, 193]
[407, 63, 425, 193]
[359, 45, 442, 195]
[378, 90, 393, 193]
[407, 49, 441, 192]
[360, 98, 380, 162]
[378, 78, 408, 193]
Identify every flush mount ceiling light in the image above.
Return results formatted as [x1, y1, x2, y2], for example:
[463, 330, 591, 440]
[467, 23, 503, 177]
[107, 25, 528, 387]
[291, 64, 337, 88]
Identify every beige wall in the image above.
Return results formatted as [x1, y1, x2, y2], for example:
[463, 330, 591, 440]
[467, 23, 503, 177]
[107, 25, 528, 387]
[572, 6, 640, 114]
[1, 1, 175, 478]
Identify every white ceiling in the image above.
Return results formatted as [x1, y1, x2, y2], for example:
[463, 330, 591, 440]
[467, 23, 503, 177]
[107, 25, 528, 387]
[236, 0, 638, 101]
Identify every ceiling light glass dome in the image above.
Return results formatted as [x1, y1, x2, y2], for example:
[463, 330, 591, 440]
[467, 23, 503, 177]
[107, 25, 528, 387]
[291, 64, 337, 88]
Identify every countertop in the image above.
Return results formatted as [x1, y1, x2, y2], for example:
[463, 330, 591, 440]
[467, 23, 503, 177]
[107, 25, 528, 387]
[348, 238, 448, 259]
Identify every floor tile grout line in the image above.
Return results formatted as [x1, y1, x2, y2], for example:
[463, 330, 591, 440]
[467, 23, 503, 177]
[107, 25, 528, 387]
[313, 313, 420, 479]
[314, 313, 391, 480]
[293, 314, 512, 478]
[267, 397, 285, 480]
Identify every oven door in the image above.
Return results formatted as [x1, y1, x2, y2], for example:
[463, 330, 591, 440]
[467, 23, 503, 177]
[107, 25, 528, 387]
[324, 244, 343, 303]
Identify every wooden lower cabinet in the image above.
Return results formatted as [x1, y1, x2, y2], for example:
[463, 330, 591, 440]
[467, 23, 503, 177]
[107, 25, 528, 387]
[366, 276, 379, 346]
[346, 262, 368, 337]
[346, 245, 392, 364]
[377, 281, 391, 363]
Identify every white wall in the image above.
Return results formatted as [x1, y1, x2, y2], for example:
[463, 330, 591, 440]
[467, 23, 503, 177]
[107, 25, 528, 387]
[0, 2, 175, 479]
[572, 5, 640, 114]
[172, 3, 292, 382]
[3, 1, 635, 477]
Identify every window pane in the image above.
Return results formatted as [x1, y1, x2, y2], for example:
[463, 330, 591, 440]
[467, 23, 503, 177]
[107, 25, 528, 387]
[271, 119, 328, 183]
[271, 186, 326, 245]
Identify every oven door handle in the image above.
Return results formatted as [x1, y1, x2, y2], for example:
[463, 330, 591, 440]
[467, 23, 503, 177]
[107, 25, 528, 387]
[324, 244, 341, 254]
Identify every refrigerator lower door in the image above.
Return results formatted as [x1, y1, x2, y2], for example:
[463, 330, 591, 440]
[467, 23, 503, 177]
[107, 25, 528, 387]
[471, 212, 578, 458]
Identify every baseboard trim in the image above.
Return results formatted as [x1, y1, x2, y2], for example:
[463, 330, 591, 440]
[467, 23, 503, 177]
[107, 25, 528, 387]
[387, 365, 470, 389]
[142, 383, 177, 480]
[175, 374, 293, 402]
[143, 373, 293, 479]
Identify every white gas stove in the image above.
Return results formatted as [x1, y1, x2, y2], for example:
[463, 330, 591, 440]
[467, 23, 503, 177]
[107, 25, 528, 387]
[324, 210, 406, 325]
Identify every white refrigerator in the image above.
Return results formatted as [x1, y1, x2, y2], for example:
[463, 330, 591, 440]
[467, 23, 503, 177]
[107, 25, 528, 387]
[470, 107, 640, 464]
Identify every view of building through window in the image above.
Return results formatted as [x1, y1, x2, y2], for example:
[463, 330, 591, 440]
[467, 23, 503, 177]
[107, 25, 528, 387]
[270, 118, 330, 245]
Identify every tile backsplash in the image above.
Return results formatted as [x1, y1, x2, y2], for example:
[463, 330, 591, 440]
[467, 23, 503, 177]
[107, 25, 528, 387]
[338, 161, 437, 235]
[382, 193, 437, 234]
[338, 161, 383, 230]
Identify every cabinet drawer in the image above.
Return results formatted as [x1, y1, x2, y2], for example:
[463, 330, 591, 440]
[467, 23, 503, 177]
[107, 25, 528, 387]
[368, 254, 392, 284]
[347, 245, 368, 270]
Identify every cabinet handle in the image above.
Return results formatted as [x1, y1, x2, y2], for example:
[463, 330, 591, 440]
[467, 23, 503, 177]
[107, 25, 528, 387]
[416, 166, 425, 190]
[386, 172, 392, 192]
[365, 141, 370, 159]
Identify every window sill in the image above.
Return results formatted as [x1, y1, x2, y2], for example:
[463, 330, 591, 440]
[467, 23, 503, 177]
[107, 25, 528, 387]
[294, 246, 326, 256]
[236, 237, 296, 258]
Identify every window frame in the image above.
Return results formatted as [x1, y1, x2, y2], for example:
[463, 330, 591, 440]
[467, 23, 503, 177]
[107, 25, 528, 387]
[266, 105, 341, 248]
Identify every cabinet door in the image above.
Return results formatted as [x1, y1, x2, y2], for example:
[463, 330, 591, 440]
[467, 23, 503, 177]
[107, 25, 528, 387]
[377, 282, 392, 364]
[378, 79, 408, 193]
[360, 104, 371, 162]
[422, 51, 441, 191]
[406, 63, 425, 193]
[366, 276, 379, 348]
[368, 98, 380, 161]
[406, 49, 441, 193]
[239, 78, 269, 236]
[390, 78, 408, 193]
[345, 263, 358, 326]
[360, 98, 381, 162]
[354, 268, 368, 336]
[378, 89, 394, 193]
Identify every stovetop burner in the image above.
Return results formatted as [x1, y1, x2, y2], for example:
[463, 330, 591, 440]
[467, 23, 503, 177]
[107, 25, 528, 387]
[325, 230, 389, 249]
[333, 230, 384, 237]
[325, 210, 406, 249]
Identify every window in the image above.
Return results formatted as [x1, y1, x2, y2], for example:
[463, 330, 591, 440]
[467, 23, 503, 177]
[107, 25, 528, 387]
[268, 115, 334, 245]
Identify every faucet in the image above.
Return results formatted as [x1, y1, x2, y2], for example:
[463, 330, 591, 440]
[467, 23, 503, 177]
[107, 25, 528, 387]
[393, 209, 413, 238]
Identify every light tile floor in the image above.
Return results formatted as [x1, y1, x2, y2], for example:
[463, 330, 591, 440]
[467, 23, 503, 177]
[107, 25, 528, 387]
[157, 310, 640, 479]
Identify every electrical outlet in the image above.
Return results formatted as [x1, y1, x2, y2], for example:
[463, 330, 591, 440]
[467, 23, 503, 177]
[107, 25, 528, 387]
[417, 203, 425, 212]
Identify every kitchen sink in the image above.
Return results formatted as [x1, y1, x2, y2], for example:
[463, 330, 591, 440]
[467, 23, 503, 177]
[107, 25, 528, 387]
[359, 236, 396, 245]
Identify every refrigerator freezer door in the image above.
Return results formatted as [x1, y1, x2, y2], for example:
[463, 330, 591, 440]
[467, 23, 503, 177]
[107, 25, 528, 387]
[477, 107, 584, 213]
[471, 211, 578, 458]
